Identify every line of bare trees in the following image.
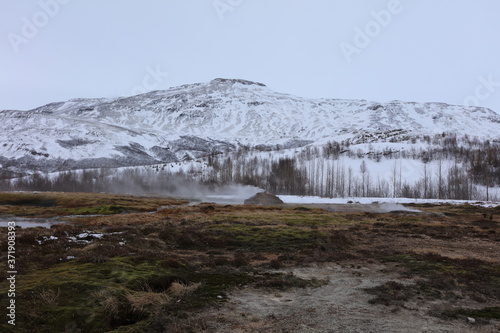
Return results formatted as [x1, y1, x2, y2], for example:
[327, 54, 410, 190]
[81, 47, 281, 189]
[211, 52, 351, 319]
[199, 132, 500, 201]
[0, 167, 203, 196]
[1, 132, 499, 201]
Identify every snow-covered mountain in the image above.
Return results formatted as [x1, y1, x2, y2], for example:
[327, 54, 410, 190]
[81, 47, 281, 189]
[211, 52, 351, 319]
[1, 78, 500, 174]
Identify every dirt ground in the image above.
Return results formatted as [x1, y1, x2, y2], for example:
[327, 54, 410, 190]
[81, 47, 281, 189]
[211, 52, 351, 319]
[202, 262, 499, 333]
[197, 203, 500, 333]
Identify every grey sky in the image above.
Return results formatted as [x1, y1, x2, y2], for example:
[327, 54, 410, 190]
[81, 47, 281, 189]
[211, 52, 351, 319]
[1, 0, 499, 113]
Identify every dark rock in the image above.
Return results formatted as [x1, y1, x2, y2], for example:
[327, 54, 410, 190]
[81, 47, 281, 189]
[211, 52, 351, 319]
[57, 138, 96, 149]
[211, 78, 266, 87]
[244, 192, 284, 205]
[150, 146, 178, 162]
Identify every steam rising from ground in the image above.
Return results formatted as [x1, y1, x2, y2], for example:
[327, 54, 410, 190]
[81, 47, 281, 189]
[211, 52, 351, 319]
[278, 196, 424, 213]
[4, 167, 265, 204]
[377, 203, 421, 213]
[83, 168, 264, 204]
[158, 183, 263, 204]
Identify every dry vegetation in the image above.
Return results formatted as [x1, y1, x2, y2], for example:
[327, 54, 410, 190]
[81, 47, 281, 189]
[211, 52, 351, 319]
[0, 191, 187, 217]
[0, 192, 499, 332]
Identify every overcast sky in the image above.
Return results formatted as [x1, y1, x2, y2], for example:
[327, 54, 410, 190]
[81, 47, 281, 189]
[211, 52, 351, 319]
[1, 0, 500, 113]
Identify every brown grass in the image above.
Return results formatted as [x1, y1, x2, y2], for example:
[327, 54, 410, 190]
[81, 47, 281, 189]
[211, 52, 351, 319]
[168, 282, 202, 298]
[91, 289, 121, 315]
[38, 288, 61, 305]
[1, 194, 499, 332]
[0, 191, 187, 217]
[126, 290, 171, 314]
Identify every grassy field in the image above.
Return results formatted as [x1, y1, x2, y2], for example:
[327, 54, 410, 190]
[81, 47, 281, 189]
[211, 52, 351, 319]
[0, 192, 499, 332]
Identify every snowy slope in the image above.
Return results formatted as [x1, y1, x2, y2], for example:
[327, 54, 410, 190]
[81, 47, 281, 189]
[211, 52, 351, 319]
[1, 78, 500, 173]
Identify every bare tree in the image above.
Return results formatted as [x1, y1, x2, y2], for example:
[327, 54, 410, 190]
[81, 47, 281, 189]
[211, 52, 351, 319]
[360, 160, 367, 197]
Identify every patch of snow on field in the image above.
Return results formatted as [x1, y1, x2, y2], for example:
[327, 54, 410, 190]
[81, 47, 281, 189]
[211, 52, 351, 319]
[278, 195, 500, 207]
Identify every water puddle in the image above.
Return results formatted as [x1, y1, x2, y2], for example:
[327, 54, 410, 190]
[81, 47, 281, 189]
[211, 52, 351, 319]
[0, 216, 68, 228]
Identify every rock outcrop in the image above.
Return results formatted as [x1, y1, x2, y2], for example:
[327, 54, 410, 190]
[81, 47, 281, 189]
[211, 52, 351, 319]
[244, 192, 284, 205]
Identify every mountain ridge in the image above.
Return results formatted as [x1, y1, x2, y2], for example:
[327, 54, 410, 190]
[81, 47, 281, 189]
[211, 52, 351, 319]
[1, 78, 500, 175]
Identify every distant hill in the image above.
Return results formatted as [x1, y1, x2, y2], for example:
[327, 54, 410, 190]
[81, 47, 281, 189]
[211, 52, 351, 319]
[1, 78, 499, 175]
